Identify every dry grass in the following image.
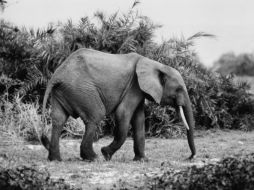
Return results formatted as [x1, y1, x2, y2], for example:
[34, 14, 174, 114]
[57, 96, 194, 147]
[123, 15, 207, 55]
[0, 96, 85, 142]
[1, 129, 254, 189]
[0, 96, 41, 142]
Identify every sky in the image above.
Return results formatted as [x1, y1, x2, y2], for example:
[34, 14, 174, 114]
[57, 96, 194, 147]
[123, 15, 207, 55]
[1, 0, 254, 67]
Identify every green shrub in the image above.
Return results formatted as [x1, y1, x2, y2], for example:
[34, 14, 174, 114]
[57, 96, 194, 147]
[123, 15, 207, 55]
[144, 154, 254, 190]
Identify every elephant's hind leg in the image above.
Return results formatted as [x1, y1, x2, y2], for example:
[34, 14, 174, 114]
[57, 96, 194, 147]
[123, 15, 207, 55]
[80, 121, 98, 161]
[131, 101, 148, 162]
[48, 98, 68, 161]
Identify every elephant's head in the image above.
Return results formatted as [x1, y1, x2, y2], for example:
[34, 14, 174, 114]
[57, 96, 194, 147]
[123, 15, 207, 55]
[136, 57, 196, 159]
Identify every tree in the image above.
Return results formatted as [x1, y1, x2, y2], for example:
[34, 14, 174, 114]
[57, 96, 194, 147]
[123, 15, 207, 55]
[213, 52, 254, 76]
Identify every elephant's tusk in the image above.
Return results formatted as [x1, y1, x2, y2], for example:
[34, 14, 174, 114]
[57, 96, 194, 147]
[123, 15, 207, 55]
[179, 106, 190, 130]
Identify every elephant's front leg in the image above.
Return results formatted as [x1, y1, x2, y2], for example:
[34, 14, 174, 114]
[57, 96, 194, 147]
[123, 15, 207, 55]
[101, 104, 133, 161]
[131, 101, 148, 162]
[80, 122, 97, 161]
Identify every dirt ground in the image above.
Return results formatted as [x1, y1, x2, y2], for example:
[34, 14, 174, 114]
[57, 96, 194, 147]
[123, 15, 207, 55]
[1, 129, 254, 189]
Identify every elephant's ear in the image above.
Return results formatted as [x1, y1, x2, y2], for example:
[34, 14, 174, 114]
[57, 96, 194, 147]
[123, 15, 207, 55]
[136, 57, 163, 104]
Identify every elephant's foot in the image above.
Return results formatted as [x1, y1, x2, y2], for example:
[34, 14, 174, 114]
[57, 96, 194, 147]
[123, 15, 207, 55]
[133, 156, 149, 162]
[186, 154, 196, 161]
[48, 152, 62, 161]
[101, 146, 114, 161]
[80, 149, 98, 161]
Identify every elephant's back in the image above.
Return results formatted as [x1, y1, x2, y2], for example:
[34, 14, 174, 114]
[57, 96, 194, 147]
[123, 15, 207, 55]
[52, 48, 141, 115]
[77, 50, 140, 113]
[57, 48, 140, 77]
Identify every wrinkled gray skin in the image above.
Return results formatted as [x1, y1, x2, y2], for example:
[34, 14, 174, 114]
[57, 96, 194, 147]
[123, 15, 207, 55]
[41, 48, 196, 162]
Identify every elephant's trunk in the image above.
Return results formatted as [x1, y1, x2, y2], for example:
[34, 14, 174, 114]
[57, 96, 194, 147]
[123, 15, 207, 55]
[178, 92, 196, 159]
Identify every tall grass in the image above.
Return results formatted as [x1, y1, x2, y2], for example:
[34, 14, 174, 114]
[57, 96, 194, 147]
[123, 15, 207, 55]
[0, 95, 40, 141]
[0, 93, 88, 141]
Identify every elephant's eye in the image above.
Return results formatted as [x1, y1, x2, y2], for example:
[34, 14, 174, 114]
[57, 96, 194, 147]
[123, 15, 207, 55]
[171, 95, 176, 99]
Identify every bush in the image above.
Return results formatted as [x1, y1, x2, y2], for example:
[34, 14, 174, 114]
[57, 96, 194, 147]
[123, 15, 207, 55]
[186, 71, 254, 130]
[144, 154, 254, 190]
[144, 102, 185, 138]
[0, 165, 80, 190]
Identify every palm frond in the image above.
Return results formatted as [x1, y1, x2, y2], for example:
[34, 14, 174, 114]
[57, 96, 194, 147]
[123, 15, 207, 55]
[132, 0, 141, 9]
[187, 32, 216, 41]
[18, 65, 48, 96]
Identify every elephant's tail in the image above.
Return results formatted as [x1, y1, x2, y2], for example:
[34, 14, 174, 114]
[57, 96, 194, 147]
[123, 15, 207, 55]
[40, 80, 55, 151]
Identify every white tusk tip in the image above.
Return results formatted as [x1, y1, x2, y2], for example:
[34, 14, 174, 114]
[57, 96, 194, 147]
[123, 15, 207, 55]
[179, 106, 190, 130]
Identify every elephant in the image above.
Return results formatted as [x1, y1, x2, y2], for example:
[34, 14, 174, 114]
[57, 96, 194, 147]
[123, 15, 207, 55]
[40, 48, 196, 162]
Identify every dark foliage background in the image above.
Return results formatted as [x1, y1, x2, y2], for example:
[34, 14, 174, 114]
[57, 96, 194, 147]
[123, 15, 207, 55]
[1, 3, 254, 139]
